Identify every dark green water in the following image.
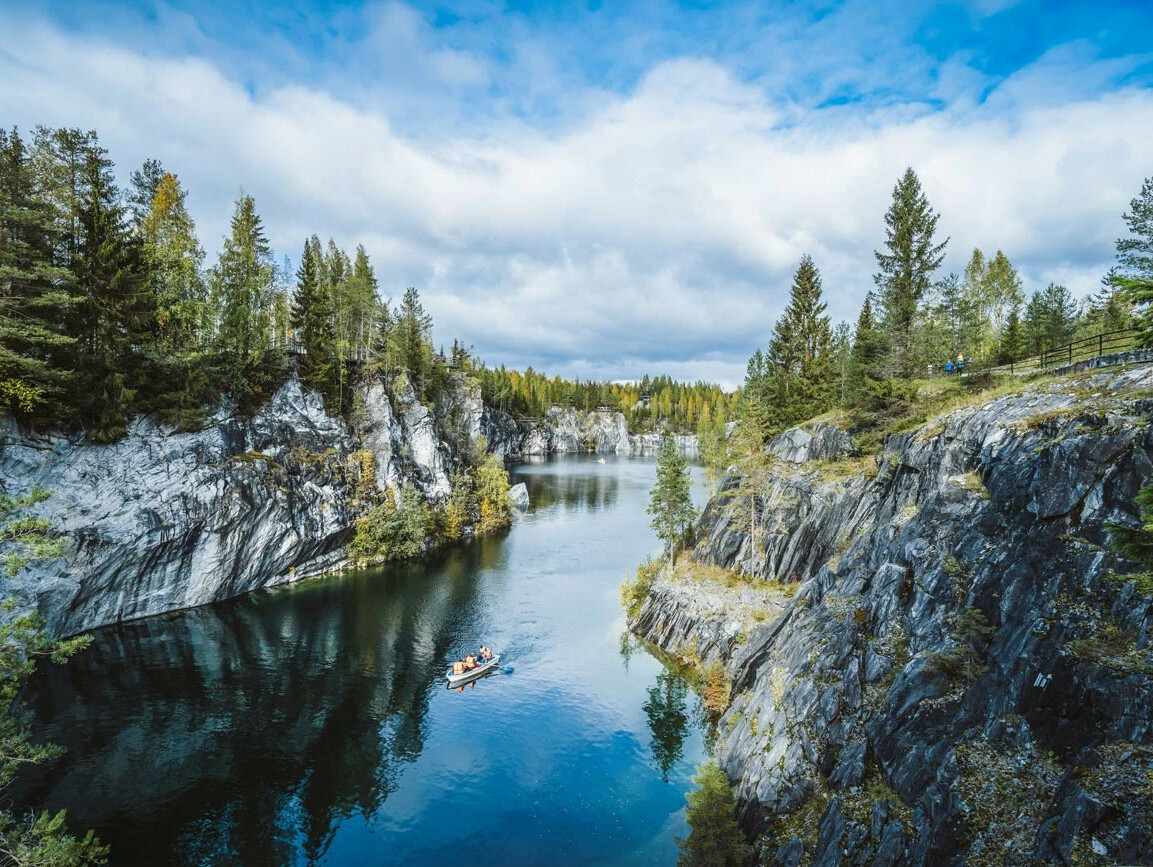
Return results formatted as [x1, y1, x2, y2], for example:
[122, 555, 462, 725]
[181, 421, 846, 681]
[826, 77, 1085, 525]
[15, 455, 712, 866]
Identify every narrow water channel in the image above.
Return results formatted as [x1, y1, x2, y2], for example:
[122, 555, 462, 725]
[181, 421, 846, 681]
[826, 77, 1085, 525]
[16, 455, 712, 866]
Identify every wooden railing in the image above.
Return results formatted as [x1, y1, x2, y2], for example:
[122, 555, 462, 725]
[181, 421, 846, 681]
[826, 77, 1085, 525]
[977, 327, 1140, 377]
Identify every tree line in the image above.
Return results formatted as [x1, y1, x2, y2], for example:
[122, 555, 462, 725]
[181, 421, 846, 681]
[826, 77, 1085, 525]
[740, 167, 1152, 443]
[478, 367, 737, 435]
[0, 125, 450, 438]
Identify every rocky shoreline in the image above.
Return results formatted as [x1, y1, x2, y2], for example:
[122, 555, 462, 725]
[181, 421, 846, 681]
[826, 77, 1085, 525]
[629, 364, 1153, 865]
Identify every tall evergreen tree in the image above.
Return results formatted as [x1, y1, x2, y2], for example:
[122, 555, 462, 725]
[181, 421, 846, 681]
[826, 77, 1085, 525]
[1000, 303, 1025, 363]
[68, 138, 151, 440]
[874, 168, 948, 377]
[1115, 177, 1153, 345]
[761, 254, 833, 431]
[647, 437, 697, 559]
[127, 158, 165, 230]
[845, 292, 883, 405]
[140, 171, 204, 352]
[291, 236, 337, 403]
[676, 761, 753, 867]
[210, 194, 274, 377]
[0, 127, 78, 419]
[391, 287, 433, 400]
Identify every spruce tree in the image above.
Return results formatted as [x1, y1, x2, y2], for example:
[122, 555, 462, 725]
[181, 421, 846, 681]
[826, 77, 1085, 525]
[69, 138, 152, 440]
[210, 194, 275, 386]
[391, 287, 433, 400]
[1000, 304, 1025, 363]
[647, 437, 697, 559]
[290, 236, 337, 403]
[845, 293, 883, 405]
[1115, 177, 1153, 345]
[140, 171, 205, 352]
[0, 127, 78, 420]
[676, 760, 753, 867]
[874, 168, 948, 377]
[762, 254, 833, 431]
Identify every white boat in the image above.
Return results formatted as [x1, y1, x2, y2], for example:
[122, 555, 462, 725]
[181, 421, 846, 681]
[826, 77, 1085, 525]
[446, 654, 500, 687]
[597, 458, 606, 464]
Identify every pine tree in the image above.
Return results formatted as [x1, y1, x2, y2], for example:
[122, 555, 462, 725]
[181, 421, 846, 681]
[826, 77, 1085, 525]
[874, 168, 948, 377]
[140, 171, 204, 352]
[0, 127, 78, 419]
[127, 158, 164, 230]
[1000, 303, 1025, 363]
[68, 138, 152, 440]
[647, 437, 697, 559]
[210, 193, 275, 385]
[391, 287, 433, 400]
[290, 236, 337, 402]
[761, 255, 833, 431]
[676, 761, 753, 867]
[1117, 176, 1153, 279]
[845, 293, 883, 405]
[1115, 177, 1153, 346]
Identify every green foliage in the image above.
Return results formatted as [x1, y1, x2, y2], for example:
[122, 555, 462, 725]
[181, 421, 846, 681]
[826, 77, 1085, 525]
[845, 293, 884, 406]
[349, 485, 430, 564]
[874, 168, 948, 378]
[677, 760, 753, 867]
[925, 606, 996, 682]
[699, 660, 731, 714]
[647, 438, 697, 558]
[741, 255, 834, 441]
[643, 670, 689, 782]
[210, 194, 275, 381]
[0, 487, 63, 577]
[0, 489, 106, 864]
[475, 450, 512, 535]
[479, 367, 736, 435]
[621, 557, 659, 620]
[1107, 482, 1153, 589]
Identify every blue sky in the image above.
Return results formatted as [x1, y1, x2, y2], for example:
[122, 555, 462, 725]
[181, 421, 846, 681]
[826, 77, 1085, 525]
[3, 0, 1152, 384]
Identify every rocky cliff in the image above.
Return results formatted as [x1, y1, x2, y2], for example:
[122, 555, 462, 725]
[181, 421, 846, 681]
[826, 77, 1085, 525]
[0, 373, 479, 636]
[481, 405, 698, 457]
[631, 364, 1153, 865]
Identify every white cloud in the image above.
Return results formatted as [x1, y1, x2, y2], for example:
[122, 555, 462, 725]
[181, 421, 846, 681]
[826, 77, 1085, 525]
[1, 13, 1150, 387]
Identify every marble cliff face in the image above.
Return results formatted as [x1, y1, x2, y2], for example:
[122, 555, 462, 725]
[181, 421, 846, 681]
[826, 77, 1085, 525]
[631, 365, 1153, 865]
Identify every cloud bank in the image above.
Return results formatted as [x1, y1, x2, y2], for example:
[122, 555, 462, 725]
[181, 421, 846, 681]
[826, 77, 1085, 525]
[2, 2, 1151, 386]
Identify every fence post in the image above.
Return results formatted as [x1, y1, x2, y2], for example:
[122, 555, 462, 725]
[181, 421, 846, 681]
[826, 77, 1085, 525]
[1099, 333, 1104, 358]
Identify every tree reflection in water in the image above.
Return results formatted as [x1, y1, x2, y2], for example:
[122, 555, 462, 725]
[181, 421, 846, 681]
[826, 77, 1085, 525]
[12, 540, 499, 866]
[643, 669, 690, 783]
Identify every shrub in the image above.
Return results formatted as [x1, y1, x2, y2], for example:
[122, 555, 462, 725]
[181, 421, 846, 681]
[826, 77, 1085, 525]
[620, 557, 659, 620]
[925, 606, 995, 682]
[476, 453, 512, 534]
[700, 661, 732, 714]
[349, 485, 430, 563]
[677, 760, 754, 867]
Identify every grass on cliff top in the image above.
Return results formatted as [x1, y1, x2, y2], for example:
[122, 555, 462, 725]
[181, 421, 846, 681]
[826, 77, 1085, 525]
[848, 371, 1067, 455]
[673, 554, 799, 599]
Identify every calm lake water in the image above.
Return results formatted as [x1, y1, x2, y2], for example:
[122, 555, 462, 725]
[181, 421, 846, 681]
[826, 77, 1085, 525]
[16, 455, 713, 866]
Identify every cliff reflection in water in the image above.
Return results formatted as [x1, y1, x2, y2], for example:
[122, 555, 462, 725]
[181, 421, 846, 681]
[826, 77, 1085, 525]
[16, 539, 502, 866]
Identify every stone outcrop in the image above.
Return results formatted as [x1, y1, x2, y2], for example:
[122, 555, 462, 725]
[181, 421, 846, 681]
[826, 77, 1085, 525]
[1, 374, 474, 636]
[631, 365, 1153, 865]
[481, 405, 698, 457]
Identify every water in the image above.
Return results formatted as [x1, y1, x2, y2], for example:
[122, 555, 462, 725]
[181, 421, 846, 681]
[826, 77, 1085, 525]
[15, 455, 713, 866]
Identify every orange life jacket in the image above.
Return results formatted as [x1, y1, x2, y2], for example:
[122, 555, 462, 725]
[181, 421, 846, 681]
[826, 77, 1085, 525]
[465, 655, 476, 669]
[453, 661, 465, 675]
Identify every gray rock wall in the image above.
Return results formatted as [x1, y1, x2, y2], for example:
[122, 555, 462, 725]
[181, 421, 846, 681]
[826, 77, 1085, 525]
[1, 374, 468, 636]
[633, 366, 1153, 865]
[480, 405, 699, 457]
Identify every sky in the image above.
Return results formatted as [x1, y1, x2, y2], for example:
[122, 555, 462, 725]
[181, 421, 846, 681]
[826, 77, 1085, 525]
[2, 0, 1152, 387]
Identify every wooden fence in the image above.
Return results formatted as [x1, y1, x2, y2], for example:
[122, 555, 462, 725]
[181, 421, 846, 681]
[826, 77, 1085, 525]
[976, 328, 1140, 377]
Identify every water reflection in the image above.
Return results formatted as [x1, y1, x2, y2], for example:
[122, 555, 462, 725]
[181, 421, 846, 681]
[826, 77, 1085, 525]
[15, 547, 492, 866]
[643, 671, 690, 783]
[14, 455, 714, 866]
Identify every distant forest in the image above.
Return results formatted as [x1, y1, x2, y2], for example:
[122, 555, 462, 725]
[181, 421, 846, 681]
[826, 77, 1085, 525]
[0, 125, 734, 439]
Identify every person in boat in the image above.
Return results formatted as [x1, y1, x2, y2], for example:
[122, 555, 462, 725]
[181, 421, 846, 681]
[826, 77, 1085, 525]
[479, 646, 492, 661]
[452, 660, 465, 676]
[465, 654, 477, 670]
